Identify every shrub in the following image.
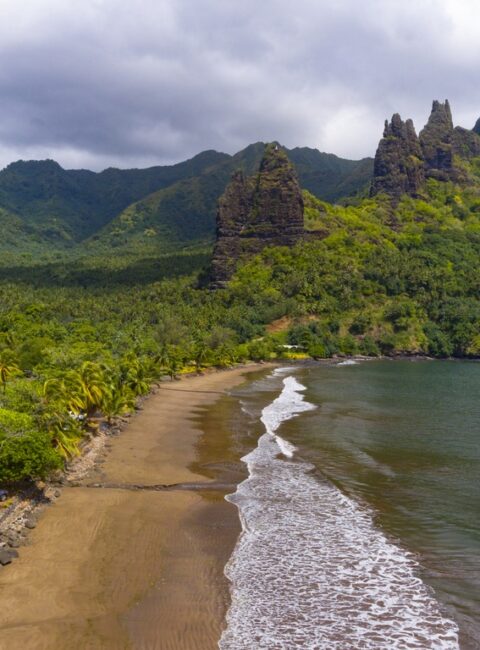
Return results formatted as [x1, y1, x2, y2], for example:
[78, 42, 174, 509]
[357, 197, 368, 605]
[0, 432, 62, 484]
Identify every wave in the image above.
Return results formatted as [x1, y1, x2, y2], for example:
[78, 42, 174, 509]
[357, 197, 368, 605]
[219, 374, 459, 649]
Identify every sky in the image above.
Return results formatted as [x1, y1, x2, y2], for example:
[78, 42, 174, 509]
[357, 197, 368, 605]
[0, 0, 479, 171]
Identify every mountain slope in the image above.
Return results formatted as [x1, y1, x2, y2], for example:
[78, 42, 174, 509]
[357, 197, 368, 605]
[0, 144, 372, 257]
[87, 144, 372, 255]
[0, 150, 229, 246]
[287, 147, 372, 201]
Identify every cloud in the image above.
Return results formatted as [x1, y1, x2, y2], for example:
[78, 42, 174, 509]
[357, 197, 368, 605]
[0, 0, 478, 170]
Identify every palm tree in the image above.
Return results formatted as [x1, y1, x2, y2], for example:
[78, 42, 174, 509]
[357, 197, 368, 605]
[0, 353, 20, 393]
[155, 344, 170, 375]
[120, 355, 151, 395]
[47, 414, 83, 459]
[101, 387, 135, 424]
[44, 362, 111, 419]
[65, 362, 111, 416]
[166, 354, 181, 381]
[192, 340, 210, 374]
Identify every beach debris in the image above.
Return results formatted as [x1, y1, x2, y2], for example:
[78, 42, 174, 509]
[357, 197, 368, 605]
[0, 548, 18, 565]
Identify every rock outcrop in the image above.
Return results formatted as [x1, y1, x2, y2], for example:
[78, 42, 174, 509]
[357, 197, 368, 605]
[210, 144, 304, 286]
[371, 100, 480, 199]
[419, 100, 457, 181]
[370, 114, 424, 200]
[453, 126, 480, 159]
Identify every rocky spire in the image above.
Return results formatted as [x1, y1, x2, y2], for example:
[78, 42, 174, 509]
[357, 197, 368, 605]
[210, 144, 304, 287]
[452, 126, 480, 159]
[419, 100, 456, 181]
[371, 100, 480, 200]
[370, 113, 424, 200]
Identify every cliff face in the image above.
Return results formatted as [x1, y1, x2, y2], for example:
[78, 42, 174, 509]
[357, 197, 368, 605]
[370, 114, 424, 200]
[453, 126, 480, 159]
[419, 100, 456, 181]
[210, 144, 304, 286]
[371, 100, 480, 199]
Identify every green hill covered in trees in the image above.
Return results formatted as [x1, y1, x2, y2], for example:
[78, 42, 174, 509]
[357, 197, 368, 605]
[0, 144, 372, 263]
[0, 104, 479, 485]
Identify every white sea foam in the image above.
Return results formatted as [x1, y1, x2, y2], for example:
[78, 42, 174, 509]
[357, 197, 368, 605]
[272, 366, 296, 376]
[219, 375, 459, 649]
[337, 359, 359, 366]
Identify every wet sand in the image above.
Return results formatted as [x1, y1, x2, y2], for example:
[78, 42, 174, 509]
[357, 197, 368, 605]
[0, 366, 265, 650]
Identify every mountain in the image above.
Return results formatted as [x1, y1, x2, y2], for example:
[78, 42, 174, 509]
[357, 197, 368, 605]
[287, 148, 372, 201]
[0, 144, 372, 258]
[370, 114, 424, 200]
[0, 150, 229, 248]
[210, 144, 304, 286]
[371, 100, 480, 200]
[87, 144, 371, 255]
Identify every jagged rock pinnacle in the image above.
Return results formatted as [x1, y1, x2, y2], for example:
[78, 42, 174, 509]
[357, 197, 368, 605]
[370, 113, 424, 200]
[372, 100, 480, 199]
[210, 144, 304, 287]
[419, 99, 456, 181]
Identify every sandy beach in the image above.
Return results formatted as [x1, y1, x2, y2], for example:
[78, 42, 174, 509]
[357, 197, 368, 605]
[0, 365, 267, 650]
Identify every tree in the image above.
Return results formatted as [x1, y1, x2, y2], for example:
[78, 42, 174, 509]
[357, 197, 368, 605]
[44, 362, 111, 418]
[101, 387, 135, 424]
[0, 432, 62, 484]
[0, 353, 20, 393]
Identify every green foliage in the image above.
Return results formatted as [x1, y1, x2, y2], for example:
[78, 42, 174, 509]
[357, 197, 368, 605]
[0, 431, 62, 483]
[0, 408, 35, 436]
[0, 156, 479, 485]
[0, 145, 372, 262]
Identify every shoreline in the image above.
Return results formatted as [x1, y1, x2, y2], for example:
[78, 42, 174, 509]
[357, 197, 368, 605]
[0, 363, 272, 649]
[0, 352, 466, 558]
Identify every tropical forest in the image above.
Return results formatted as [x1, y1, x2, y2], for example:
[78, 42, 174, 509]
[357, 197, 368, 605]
[0, 99, 479, 485]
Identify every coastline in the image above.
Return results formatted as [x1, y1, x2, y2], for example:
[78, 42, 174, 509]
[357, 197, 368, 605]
[0, 364, 271, 650]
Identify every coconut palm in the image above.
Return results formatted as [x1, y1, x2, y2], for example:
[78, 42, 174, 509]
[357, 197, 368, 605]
[192, 340, 210, 373]
[49, 416, 83, 458]
[0, 353, 20, 393]
[155, 344, 170, 374]
[120, 355, 152, 395]
[101, 387, 135, 424]
[44, 362, 112, 418]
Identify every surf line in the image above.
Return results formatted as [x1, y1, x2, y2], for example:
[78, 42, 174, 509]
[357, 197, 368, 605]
[219, 371, 459, 650]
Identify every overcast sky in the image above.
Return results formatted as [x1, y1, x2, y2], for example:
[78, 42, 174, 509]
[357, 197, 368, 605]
[0, 0, 479, 171]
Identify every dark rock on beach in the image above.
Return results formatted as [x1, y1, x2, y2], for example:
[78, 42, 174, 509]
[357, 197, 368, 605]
[0, 548, 19, 565]
[24, 516, 37, 529]
[8, 538, 22, 548]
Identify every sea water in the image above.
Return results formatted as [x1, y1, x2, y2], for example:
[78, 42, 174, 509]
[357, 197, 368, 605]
[220, 361, 480, 649]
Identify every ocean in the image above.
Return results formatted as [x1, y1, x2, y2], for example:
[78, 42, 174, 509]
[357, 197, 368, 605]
[219, 360, 480, 649]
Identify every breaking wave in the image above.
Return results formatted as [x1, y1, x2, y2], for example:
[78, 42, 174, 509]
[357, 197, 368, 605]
[219, 374, 459, 649]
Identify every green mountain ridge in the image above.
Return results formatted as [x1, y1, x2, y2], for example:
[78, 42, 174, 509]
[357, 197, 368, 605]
[0, 150, 229, 249]
[0, 144, 372, 259]
[1, 113, 480, 488]
[87, 144, 373, 255]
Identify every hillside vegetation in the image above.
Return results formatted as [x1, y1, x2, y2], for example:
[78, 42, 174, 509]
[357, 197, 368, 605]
[0, 153, 479, 484]
[0, 144, 372, 261]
